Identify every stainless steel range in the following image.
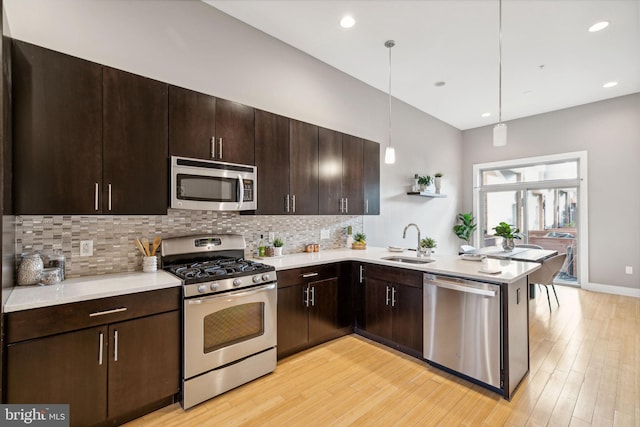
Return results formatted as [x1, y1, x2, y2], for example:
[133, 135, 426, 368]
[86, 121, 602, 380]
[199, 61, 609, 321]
[161, 234, 277, 410]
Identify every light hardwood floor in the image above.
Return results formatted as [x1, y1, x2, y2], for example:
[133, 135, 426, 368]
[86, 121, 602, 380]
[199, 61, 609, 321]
[127, 286, 639, 426]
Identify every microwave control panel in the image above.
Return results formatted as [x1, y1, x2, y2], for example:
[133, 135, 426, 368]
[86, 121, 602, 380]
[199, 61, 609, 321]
[243, 180, 254, 202]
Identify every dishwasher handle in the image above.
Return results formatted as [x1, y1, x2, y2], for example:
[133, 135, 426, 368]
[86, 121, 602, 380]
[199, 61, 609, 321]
[424, 274, 497, 297]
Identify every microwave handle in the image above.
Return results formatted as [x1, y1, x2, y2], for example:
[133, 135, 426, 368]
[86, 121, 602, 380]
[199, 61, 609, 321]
[237, 175, 244, 209]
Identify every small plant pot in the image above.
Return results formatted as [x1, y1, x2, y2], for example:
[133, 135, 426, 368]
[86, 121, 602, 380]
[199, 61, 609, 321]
[352, 242, 367, 250]
[274, 247, 283, 257]
[502, 238, 515, 252]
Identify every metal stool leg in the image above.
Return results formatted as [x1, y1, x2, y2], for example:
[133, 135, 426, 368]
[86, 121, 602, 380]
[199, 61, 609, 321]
[551, 284, 559, 306]
[544, 285, 552, 311]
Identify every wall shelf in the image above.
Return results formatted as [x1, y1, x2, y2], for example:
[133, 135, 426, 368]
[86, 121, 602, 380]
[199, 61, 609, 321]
[406, 191, 447, 198]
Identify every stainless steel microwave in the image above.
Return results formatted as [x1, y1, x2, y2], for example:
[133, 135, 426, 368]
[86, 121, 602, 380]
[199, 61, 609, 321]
[170, 156, 257, 211]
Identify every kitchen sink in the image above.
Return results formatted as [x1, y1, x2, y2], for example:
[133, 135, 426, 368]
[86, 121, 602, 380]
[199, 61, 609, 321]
[381, 256, 435, 264]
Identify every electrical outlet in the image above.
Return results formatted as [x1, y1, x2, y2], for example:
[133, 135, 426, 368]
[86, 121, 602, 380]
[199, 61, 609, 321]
[321, 229, 330, 240]
[268, 232, 275, 242]
[80, 240, 93, 257]
[625, 266, 633, 275]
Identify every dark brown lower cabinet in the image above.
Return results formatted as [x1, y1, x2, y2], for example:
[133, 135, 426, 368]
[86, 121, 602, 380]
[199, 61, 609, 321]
[277, 264, 346, 359]
[5, 288, 180, 427]
[360, 264, 423, 356]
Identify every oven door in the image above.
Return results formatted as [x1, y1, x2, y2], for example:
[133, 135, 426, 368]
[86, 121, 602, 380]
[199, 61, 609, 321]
[171, 156, 257, 211]
[184, 283, 276, 379]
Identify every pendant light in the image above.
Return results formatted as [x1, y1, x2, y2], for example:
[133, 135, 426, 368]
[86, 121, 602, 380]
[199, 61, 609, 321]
[493, 0, 507, 147]
[384, 40, 396, 164]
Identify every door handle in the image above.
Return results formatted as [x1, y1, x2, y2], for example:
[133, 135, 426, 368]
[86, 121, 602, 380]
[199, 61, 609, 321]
[359, 265, 364, 283]
[365, 199, 369, 214]
[310, 286, 315, 306]
[391, 287, 397, 307]
[285, 194, 290, 213]
[114, 330, 119, 362]
[89, 307, 127, 317]
[218, 137, 223, 159]
[301, 272, 318, 278]
[292, 194, 296, 213]
[94, 183, 99, 211]
[108, 183, 112, 211]
[303, 286, 309, 307]
[210, 136, 215, 159]
[345, 197, 348, 213]
[98, 332, 104, 365]
[385, 286, 391, 305]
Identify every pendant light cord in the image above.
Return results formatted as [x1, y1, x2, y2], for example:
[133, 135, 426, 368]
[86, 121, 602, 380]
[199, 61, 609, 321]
[385, 40, 395, 150]
[498, 0, 503, 124]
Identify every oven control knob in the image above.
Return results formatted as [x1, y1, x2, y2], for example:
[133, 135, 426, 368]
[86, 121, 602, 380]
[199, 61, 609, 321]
[197, 285, 207, 294]
[233, 279, 242, 287]
[262, 274, 271, 282]
[210, 283, 219, 291]
[252, 275, 261, 283]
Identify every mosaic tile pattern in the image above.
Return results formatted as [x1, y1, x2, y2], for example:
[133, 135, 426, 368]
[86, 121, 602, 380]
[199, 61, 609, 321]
[16, 209, 363, 278]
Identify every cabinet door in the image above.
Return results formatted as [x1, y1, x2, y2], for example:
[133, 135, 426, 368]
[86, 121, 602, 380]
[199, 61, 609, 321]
[108, 311, 180, 420]
[169, 85, 216, 159]
[277, 284, 308, 358]
[392, 284, 423, 352]
[342, 134, 364, 215]
[363, 139, 380, 215]
[103, 67, 168, 214]
[289, 120, 319, 215]
[6, 326, 108, 427]
[215, 98, 255, 165]
[318, 128, 342, 214]
[12, 40, 102, 214]
[363, 277, 393, 341]
[255, 110, 290, 214]
[308, 277, 338, 342]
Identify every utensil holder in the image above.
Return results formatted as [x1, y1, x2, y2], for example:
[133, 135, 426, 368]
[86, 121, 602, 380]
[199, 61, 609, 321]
[142, 256, 157, 272]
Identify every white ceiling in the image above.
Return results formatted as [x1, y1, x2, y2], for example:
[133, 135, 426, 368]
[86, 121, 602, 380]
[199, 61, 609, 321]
[206, 0, 640, 130]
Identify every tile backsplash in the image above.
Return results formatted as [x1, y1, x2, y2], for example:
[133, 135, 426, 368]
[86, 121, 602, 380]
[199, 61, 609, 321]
[16, 209, 363, 278]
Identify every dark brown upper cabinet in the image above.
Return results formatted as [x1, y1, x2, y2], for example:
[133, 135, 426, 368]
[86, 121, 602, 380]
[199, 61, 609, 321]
[12, 40, 103, 215]
[289, 120, 319, 215]
[254, 110, 290, 214]
[12, 41, 168, 215]
[103, 67, 168, 215]
[341, 134, 364, 215]
[169, 86, 254, 165]
[363, 139, 380, 215]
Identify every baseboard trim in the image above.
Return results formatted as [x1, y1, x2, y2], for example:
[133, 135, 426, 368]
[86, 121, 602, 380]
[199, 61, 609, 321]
[583, 282, 640, 298]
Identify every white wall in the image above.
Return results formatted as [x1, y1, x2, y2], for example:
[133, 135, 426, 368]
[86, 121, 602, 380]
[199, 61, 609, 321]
[4, 0, 463, 254]
[462, 94, 640, 295]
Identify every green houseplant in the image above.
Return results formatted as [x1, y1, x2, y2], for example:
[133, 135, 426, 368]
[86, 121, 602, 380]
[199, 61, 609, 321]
[352, 232, 367, 250]
[417, 175, 432, 191]
[420, 237, 437, 257]
[273, 237, 284, 256]
[492, 222, 521, 251]
[453, 212, 477, 244]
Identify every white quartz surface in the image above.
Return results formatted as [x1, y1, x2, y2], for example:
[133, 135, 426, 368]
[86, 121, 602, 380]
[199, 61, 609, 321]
[254, 246, 541, 284]
[4, 271, 182, 313]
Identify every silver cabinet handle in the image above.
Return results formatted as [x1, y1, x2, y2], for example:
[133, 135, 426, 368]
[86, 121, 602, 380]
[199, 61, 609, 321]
[425, 277, 497, 297]
[345, 197, 348, 213]
[285, 194, 290, 213]
[385, 286, 391, 305]
[339, 198, 343, 213]
[391, 287, 397, 307]
[292, 194, 296, 213]
[94, 183, 99, 211]
[310, 286, 315, 306]
[359, 265, 364, 283]
[98, 332, 104, 365]
[89, 307, 127, 317]
[303, 286, 309, 307]
[108, 183, 112, 211]
[210, 136, 215, 159]
[218, 137, 223, 159]
[114, 330, 119, 362]
[365, 199, 369, 214]
[187, 284, 276, 305]
[302, 272, 318, 278]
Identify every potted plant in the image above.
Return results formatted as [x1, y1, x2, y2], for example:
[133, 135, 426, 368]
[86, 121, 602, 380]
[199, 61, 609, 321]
[417, 175, 432, 191]
[273, 237, 284, 256]
[434, 172, 443, 194]
[492, 222, 521, 251]
[420, 237, 437, 257]
[352, 232, 367, 250]
[453, 212, 477, 245]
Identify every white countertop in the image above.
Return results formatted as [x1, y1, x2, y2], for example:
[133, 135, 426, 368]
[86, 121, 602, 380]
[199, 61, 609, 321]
[254, 246, 541, 284]
[4, 270, 182, 313]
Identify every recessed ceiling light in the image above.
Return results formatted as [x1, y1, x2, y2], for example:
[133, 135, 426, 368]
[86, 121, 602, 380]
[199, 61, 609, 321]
[603, 81, 618, 88]
[588, 21, 610, 32]
[434, 81, 446, 87]
[340, 15, 355, 29]
[481, 112, 491, 118]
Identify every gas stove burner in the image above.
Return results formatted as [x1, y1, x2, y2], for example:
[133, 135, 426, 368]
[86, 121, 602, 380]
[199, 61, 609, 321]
[203, 267, 226, 276]
[174, 267, 202, 279]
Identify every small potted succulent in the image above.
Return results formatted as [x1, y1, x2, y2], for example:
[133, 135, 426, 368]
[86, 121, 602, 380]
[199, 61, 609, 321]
[420, 237, 437, 257]
[492, 222, 521, 251]
[417, 175, 433, 191]
[352, 232, 367, 250]
[273, 237, 284, 256]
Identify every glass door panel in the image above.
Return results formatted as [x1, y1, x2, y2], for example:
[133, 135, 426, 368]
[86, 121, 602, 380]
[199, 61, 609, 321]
[482, 190, 524, 247]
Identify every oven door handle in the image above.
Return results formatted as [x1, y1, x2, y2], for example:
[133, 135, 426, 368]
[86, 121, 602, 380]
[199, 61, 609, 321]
[187, 283, 276, 304]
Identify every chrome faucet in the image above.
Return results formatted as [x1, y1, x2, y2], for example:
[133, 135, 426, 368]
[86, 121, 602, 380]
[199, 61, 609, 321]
[403, 223, 422, 257]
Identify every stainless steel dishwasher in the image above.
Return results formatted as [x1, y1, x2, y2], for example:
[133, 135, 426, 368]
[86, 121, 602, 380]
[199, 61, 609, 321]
[423, 273, 501, 389]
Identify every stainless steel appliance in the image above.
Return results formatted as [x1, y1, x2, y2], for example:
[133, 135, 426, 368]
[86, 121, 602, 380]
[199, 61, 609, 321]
[423, 273, 501, 389]
[161, 234, 276, 409]
[170, 156, 257, 211]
